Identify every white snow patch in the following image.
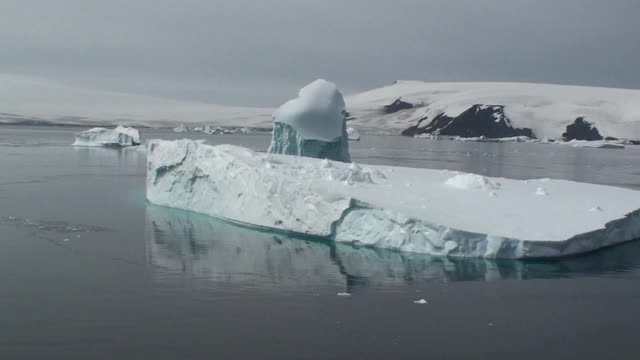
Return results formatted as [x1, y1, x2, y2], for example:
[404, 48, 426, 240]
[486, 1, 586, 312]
[445, 174, 501, 191]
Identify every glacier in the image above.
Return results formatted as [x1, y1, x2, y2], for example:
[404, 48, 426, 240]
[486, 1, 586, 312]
[72, 126, 141, 147]
[268, 79, 350, 162]
[146, 139, 640, 259]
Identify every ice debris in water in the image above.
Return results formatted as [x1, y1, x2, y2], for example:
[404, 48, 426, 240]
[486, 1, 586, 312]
[413, 299, 428, 305]
[337, 292, 351, 297]
[590, 206, 603, 212]
[445, 173, 501, 191]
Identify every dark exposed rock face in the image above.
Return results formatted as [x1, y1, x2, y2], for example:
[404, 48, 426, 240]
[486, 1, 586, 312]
[383, 98, 413, 114]
[403, 105, 535, 139]
[562, 117, 603, 141]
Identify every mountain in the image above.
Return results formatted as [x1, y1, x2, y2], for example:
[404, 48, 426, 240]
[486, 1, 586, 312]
[3, 74, 640, 141]
[0, 74, 272, 128]
[344, 81, 640, 140]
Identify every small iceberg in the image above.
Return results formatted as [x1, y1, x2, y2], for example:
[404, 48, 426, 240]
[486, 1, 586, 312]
[347, 127, 361, 141]
[268, 79, 350, 162]
[73, 126, 141, 147]
[173, 124, 190, 133]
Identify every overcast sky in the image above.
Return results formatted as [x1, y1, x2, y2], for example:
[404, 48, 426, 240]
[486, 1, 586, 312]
[2, 0, 639, 106]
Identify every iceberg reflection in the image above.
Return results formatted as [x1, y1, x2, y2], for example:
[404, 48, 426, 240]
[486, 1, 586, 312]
[145, 205, 640, 289]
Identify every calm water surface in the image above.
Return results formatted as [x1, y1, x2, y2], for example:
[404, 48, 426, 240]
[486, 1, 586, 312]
[1, 125, 640, 359]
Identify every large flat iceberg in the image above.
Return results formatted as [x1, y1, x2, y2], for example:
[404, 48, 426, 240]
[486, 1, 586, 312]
[146, 139, 640, 259]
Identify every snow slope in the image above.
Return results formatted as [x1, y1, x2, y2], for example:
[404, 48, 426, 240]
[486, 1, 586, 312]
[0, 74, 272, 128]
[146, 140, 640, 259]
[345, 81, 640, 139]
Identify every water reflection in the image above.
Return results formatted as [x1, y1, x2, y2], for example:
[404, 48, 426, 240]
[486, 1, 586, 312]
[145, 205, 640, 290]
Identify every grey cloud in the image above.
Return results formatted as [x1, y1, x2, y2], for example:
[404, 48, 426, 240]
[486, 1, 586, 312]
[1, 0, 639, 106]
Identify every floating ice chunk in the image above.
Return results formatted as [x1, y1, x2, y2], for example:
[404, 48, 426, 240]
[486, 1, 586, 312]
[590, 206, 603, 212]
[73, 126, 140, 147]
[445, 173, 501, 191]
[268, 79, 350, 162]
[347, 127, 361, 141]
[413, 299, 428, 305]
[337, 292, 351, 297]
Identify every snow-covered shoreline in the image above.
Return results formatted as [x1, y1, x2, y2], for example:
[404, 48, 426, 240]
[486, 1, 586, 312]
[145, 139, 640, 259]
[413, 134, 635, 148]
[4, 74, 640, 142]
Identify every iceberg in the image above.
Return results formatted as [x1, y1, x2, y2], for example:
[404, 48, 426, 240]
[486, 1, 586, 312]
[73, 126, 141, 147]
[347, 127, 361, 141]
[114, 125, 140, 144]
[268, 79, 350, 162]
[146, 139, 640, 259]
[173, 124, 189, 133]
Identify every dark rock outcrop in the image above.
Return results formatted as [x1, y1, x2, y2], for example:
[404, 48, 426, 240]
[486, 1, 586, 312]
[383, 98, 413, 114]
[562, 117, 603, 141]
[404, 105, 535, 139]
